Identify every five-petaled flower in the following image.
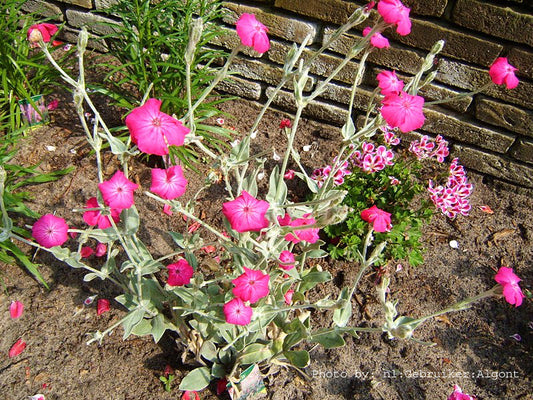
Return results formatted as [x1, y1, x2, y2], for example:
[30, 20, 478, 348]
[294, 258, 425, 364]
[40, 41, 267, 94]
[363, 27, 390, 49]
[278, 213, 320, 244]
[126, 98, 190, 156]
[377, 0, 411, 36]
[494, 266, 525, 307]
[236, 13, 270, 54]
[381, 91, 425, 133]
[32, 213, 69, 248]
[150, 166, 188, 200]
[83, 197, 121, 229]
[222, 191, 270, 233]
[167, 259, 194, 287]
[232, 267, 270, 304]
[223, 297, 253, 326]
[361, 205, 392, 232]
[279, 250, 296, 271]
[489, 57, 519, 89]
[98, 170, 139, 210]
[377, 70, 404, 96]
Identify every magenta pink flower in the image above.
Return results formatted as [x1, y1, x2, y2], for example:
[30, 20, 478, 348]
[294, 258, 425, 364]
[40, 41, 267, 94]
[377, 0, 411, 36]
[47, 99, 59, 111]
[284, 289, 295, 305]
[150, 166, 187, 200]
[27, 23, 58, 44]
[447, 385, 474, 400]
[126, 98, 190, 156]
[489, 57, 519, 89]
[376, 70, 404, 96]
[98, 170, 139, 210]
[32, 214, 69, 248]
[97, 299, 110, 315]
[494, 266, 525, 307]
[279, 119, 292, 129]
[167, 259, 194, 286]
[236, 13, 270, 54]
[80, 246, 94, 258]
[223, 297, 253, 326]
[10, 301, 24, 319]
[9, 338, 26, 358]
[363, 27, 390, 49]
[279, 250, 295, 271]
[232, 267, 270, 304]
[95, 243, 107, 257]
[381, 92, 425, 133]
[284, 169, 295, 180]
[222, 191, 270, 233]
[361, 205, 392, 232]
[278, 213, 320, 244]
[83, 197, 121, 229]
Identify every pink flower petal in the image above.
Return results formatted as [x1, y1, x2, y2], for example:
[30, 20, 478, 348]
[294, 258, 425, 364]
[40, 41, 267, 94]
[97, 299, 110, 315]
[80, 246, 94, 258]
[9, 338, 26, 358]
[10, 300, 24, 319]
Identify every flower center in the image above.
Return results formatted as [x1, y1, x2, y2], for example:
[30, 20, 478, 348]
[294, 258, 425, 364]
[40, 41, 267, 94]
[152, 117, 161, 127]
[248, 280, 255, 286]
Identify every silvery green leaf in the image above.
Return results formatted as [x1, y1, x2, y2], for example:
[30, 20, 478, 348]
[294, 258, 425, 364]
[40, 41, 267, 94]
[131, 318, 152, 337]
[211, 363, 227, 379]
[308, 330, 345, 349]
[239, 343, 274, 365]
[168, 231, 185, 248]
[49, 246, 86, 268]
[150, 314, 167, 343]
[299, 267, 331, 292]
[266, 166, 287, 205]
[122, 206, 139, 235]
[284, 350, 310, 368]
[178, 367, 211, 391]
[341, 117, 356, 141]
[200, 341, 217, 362]
[122, 308, 145, 339]
[333, 288, 352, 327]
[98, 130, 127, 155]
[294, 171, 319, 193]
[83, 272, 98, 282]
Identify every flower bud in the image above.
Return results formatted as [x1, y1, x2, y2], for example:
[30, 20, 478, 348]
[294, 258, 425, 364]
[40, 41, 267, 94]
[185, 18, 204, 65]
[78, 27, 89, 52]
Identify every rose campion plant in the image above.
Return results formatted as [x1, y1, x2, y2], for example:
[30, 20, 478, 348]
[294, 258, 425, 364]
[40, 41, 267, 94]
[22, 3, 526, 396]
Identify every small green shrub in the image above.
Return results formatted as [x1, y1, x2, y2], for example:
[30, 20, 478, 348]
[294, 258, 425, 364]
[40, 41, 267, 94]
[324, 150, 434, 267]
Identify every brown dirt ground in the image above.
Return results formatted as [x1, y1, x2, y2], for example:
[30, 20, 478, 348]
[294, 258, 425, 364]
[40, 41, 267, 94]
[1, 97, 532, 400]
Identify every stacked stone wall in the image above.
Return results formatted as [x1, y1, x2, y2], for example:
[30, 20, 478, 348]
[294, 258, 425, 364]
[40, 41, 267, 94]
[25, 0, 533, 188]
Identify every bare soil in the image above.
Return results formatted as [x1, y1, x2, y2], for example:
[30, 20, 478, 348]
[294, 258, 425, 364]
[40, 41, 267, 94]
[1, 97, 532, 400]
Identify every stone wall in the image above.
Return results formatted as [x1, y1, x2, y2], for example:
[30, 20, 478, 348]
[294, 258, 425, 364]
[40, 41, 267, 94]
[25, 0, 533, 188]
